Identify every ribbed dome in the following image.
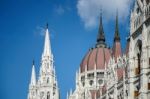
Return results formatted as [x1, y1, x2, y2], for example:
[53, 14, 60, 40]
[80, 47, 111, 73]
[80, 12, 112, 73]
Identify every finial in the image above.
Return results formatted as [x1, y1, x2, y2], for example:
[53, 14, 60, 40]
[46, 23, 48, 29]
[100, 8, 102, 16]
[114, 10, 120, 42]
[96, 9, 106, 47]
[32, 60, 35, 65]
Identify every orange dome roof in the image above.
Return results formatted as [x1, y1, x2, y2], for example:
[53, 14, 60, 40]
[80, 47, 111, 73]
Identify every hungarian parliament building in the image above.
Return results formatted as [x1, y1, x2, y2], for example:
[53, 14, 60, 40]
[27, 0, 150, 99]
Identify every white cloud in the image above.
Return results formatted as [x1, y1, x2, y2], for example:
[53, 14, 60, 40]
[77, 0, 134, 28]
[35, 26, 45, 36]
[55, 5, 65, 15]
[54, 5, 72, 16]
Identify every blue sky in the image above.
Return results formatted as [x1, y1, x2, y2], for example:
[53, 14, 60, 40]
[0, 0, 133, 99]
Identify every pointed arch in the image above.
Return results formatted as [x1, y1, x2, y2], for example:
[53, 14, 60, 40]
[47, 77, 50, 83]
[134, 39, 142, 56]
[147, 31, 150, 46]
[134, 40, 142, 74]
[47, 91, 50, 99]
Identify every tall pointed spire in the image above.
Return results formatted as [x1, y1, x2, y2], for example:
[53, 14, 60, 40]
[30, 60, 36, 86]
[43, 23, 51, 56]
[114, 11, 120, 41]
[97, 10, 106, 46]
[113, 11, 122, 61]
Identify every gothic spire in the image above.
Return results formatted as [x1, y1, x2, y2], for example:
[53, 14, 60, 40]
[30, 60, 36, 86]
[97, 10, 106, 46]
[113, 12, 122, 60]
[114, 11, 120, 41]
[43, 23, 51, 56]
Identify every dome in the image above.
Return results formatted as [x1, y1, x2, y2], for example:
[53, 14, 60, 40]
[80, 12, 112, 73]
[80, 47, 111, 73]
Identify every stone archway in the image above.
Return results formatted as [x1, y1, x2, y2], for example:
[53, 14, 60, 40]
[134, 39, 142, 74]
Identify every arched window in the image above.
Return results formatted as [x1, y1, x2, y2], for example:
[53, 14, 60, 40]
[47, 77, 49, 83]
[137, 53, 141, 73]
[47, 92, 50, 99]
[135, 40, 142, 75]
[98, 79, 103, 85]
[89, 80, 93, 86]
[146, 0, 149, 4]
[137, 40, 142, 74]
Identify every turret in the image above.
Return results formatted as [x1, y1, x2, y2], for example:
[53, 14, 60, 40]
[30, 60, 36, 86]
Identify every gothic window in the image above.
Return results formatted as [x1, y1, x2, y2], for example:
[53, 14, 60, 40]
[47, 77, 49, 83]
[135, 40, 142, 75]
[141, 0, 143, 3]
[97, 72, 104, 78]
[81, 76, 85, 86]
[82, 82, 85, 87]
[47, 63, 49, 69]
[126, 90, 128, 96]
[148, 82, 150, 90]
[53, 86, 56, 95]
[137, 53, 141, 74]
[88, 73, 94, 79]
[47, 92, 50, 99]
[137, 40, 142, 74]
[136, 7, 139, 14]
[117, 95, 119, 99]
[89, 80, 93, 86]
[120, 93, 123, 99]
[50, 60, 53, 66]
[98, 79, 103, 85]
[149, 58, 150, 66]
[81, 76, 85, 82]
[146, 0, 150, 4]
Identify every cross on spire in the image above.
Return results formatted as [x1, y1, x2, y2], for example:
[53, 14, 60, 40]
[46, 23, 48, 29]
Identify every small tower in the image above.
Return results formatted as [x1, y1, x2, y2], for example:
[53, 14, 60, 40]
[28, 61, 37, 99]
[38, 24, 59, 99]
[30, 60, 36, 86]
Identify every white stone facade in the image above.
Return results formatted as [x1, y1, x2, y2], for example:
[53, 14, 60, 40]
[129, 0, 150, 98]
[68, 55, 128, 99]
[68, 0, 150, 99]
[27, 26, 59, 99]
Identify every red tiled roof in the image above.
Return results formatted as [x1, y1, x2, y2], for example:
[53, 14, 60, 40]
[80, 47, 111, 73]
[113, 41, 122, 61]
[80, 50, 91, 72]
